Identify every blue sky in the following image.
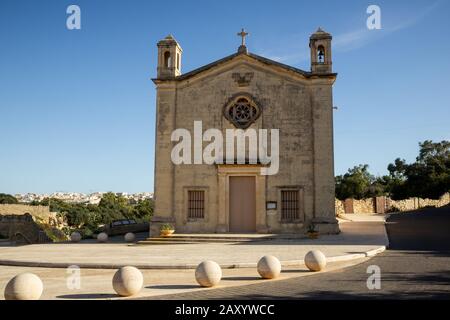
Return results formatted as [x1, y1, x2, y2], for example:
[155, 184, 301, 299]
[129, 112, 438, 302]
[1, 0, 449, 194]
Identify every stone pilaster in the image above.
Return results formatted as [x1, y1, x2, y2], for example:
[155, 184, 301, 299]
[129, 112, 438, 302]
[256, 174, 268, 233]
[151, 83, 177, 237]
[216, 172, 228, 233]
[311, 82, 339, 234]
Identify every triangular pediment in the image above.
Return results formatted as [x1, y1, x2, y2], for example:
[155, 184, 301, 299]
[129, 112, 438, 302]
[153, 52, 336, 84]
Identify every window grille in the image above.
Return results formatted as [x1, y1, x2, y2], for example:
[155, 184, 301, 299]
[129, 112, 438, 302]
[281, 190, 299, 221]
[188, 190, 205, 219]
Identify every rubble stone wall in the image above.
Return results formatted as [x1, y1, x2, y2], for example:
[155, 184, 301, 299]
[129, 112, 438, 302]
[335, 193, 449, 215]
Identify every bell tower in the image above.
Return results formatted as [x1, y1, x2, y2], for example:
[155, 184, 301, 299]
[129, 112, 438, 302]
[309, 27, 332, 74]
[157, 35, 182, 79]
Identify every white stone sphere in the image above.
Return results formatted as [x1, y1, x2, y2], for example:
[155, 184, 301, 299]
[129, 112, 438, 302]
[124, 232, 136, 243]
[257, 255, 282, 279]
[70, 232, 81, 243]
[305, 250, 327, 271]
[112, 266, 143, 297]
[195, 260, 222, 287]
[4, 273, 43, 300]
[97, 232, 108, 243]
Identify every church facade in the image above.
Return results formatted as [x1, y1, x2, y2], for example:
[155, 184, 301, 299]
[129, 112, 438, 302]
[150, 28, 339, 236]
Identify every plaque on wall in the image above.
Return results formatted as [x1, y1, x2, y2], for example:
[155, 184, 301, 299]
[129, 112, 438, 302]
[266, 201, 277, 210]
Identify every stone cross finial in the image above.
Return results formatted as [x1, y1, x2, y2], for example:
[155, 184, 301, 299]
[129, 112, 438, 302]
[237, 28, 249, 46]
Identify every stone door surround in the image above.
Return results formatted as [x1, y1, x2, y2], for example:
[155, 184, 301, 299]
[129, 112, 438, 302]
[216, 165, 268, 233]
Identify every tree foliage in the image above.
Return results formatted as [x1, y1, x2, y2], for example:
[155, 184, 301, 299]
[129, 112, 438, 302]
[30, 192, 154, 236]
[388, 140, 450, 200]
[336, 140, 450, 200]
[335, 164, 385, 200]
[0, 193, 19, 204]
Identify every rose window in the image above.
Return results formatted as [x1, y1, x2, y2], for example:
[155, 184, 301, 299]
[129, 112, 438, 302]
[224, 96, 261, 129]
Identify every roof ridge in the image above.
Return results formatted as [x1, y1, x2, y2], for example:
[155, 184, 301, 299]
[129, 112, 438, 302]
[153, 52, 335, 83]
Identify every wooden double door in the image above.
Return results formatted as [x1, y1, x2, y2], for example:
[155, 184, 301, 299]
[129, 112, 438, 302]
[228, 176, 256, 233]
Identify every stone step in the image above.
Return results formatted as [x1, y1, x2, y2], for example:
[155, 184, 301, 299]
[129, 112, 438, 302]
[136, 240, 198, 245]
[167, 235, 270, 240]
[161, 234, 306, 240]
[137, 234, 306, 245]
[137, 237, 255, 244]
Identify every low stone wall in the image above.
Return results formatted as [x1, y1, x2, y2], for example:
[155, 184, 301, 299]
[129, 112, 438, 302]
[0, 213, 48, 244]
[353, 198, 375, 214]
[387, 193, 450, 212]
[336, 193, 450, 215]
[0, 204, 54, 221]
[0, 204, 67, 242]
[335, 199, 345, 215]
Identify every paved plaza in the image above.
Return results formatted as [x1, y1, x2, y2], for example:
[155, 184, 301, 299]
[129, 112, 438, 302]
[0, 218, 387, 269]
[142, 207, 450, 300]
[0, 257, 371, 300]
[0, 217, 388, 300]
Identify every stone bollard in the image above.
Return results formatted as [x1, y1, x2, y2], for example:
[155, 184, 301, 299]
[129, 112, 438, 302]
[70, 232, 81, 243]
[4, 273, 44, 300]
[112, 266, 143, 297]
[257, 255, 281, 279]
[305, 250, 327, 271]
[97, 232, 108, 243]
[195, 261, 222, 287]
[124, 232, 136, 243]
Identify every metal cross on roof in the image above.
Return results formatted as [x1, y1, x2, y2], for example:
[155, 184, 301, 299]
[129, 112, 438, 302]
[237, 28, 249, 46]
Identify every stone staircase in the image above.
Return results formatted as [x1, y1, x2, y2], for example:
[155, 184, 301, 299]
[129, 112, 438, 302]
[137, 233, 306, 245]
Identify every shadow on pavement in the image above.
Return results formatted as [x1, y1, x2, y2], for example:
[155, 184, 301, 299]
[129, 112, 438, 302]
[146, 284, 199, 290]
[386, 206, 450, 251]
[222, 276, 262, 281]
[223, 289, 450, 300]
[57, 293, 118, 299]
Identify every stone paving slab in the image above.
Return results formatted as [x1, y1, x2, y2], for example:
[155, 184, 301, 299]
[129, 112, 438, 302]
[0, 221, 388, 269]
[338, 213, 387, 222]
[0, 256, 372, 300]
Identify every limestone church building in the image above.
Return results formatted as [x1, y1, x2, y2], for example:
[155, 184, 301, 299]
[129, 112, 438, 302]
[150, 28, 339, 236]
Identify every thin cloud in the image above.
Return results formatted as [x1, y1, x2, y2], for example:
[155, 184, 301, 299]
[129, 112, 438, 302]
[333, 29, 374, 52]
[259, 1, 441, 64]
[265, 50, 310, 64]
[389, 1, 441, 32]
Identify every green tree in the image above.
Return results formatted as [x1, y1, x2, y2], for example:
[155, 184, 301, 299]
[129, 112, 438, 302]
[335, 164, 384, 200]
[0, 193, 18, 204]
[134, 198, 154, 219]
[28, 193, 154, 238]
[98, 192, 133, 223]
[388, 140, 450, 199]
[336, 164, 374, 200]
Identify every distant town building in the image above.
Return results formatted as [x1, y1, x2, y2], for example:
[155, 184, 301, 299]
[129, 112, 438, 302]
[14, 192, 153, 204]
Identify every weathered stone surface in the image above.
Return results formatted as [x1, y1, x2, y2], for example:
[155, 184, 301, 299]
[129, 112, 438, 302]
[112, 266, 143, 296]
[124, 232, 135, 243]
[0, 204, 54, 220]
[195, 260, 222, 287]
[335, 199, 345, 216]
[70, 232, 81, 243]
[257, 255, 281, 279]
[335, 193, 450, 215]
[4, 273, 43, 300]
[0, 205, 68, 243]
[97, 232, 108, 243]
[305, 250, 327, 271]
[152, 32, 339, 235]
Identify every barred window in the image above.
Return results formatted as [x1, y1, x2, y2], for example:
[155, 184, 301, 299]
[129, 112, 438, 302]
[188, 190, 205, 219]
[281, 190, 299, 221]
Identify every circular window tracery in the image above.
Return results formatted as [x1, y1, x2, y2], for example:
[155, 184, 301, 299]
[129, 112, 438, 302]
[224, 95, 261, 129]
